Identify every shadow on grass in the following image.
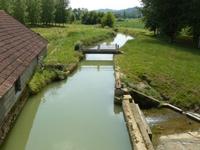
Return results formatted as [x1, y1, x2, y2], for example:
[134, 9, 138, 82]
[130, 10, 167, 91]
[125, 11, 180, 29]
[141, 34, 200, 56]
[28, 24, 67, 29]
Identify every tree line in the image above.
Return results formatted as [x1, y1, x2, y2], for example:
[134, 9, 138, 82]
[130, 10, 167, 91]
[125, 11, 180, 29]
[81, 11, 115, 28]
[0, 0, 115, 27]
[0, 0, 69, 25]
[141, 0, 200, 47]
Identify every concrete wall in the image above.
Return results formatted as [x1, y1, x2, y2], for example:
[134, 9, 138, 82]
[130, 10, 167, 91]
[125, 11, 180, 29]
[0, 48, 47, 127]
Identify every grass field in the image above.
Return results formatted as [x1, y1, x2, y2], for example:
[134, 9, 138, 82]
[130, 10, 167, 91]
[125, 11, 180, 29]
[116, 18, 145, 29]
[116, 27, 200, 110]
[29, 24, 114, 94]
[32, 25, 114, 65]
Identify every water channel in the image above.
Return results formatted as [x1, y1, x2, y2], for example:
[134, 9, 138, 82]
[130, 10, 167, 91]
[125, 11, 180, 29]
[1, 34, 133, 150]
[2, 33, 198, 150]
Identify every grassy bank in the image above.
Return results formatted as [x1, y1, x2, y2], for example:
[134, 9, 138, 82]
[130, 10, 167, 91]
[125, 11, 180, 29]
[116, 28, 200, 111]
[29, 25, 114, 94]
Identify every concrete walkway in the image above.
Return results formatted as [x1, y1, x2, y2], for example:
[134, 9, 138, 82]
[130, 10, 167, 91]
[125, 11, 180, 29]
[157, 131, 200, 150]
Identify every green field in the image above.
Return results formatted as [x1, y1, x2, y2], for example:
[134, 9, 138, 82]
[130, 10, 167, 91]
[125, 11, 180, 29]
[32, 25, 114, 65]
[116, 18, 145, 29]
[116, 27, 200, 110]
[29, 25, 114, 94]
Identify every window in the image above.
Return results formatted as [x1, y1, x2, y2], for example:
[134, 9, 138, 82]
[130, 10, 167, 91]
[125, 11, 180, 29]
[15, 77, 21, 93]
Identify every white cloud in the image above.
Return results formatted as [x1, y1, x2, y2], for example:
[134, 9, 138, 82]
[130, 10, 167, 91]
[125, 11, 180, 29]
[70, 0, 141, 10]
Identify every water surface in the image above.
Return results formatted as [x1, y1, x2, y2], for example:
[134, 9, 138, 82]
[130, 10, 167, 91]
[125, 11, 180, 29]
[1, 33, 134, 150]
[143, 108, 200, 148]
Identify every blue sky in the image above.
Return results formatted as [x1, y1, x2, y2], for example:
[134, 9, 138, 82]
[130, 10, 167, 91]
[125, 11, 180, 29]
[70, 0, 141, 10]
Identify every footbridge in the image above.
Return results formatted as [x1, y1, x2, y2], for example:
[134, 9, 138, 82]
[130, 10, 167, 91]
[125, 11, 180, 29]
[80, 44, 122, 54]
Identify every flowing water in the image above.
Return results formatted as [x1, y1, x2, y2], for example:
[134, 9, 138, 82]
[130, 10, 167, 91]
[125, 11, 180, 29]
[1, 34, 133, 150]
[143, 108, 200, 148]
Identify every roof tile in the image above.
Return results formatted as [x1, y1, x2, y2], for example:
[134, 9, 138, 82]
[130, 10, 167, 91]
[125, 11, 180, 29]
[0, 11, 48, 97]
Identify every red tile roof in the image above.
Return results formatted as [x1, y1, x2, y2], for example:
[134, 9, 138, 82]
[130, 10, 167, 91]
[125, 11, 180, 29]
[0, 10, 48, 97]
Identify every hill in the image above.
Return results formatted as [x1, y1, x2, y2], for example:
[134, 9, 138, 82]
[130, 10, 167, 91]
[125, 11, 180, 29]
[97, 7, 142, 18]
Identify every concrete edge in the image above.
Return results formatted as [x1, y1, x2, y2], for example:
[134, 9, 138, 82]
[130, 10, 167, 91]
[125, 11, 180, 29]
[122, 100, 148, 150]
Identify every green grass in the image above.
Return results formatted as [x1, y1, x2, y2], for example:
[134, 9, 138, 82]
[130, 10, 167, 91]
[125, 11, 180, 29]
[29, 24, 114, 94]
[116, 28, 200, 110]
[116, 18, 145, 29]
[32, 24, 114, 65]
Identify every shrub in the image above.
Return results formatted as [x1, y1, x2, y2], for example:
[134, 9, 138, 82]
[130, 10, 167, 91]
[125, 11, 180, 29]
[101, 12, 115, 28]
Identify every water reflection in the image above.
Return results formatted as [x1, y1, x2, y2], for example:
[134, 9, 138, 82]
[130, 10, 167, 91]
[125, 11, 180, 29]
[86, 33, 134, 61]
[110, 33, 134, 48]
[86, 54, 113, 61]
[1, 33, 133, 150]
[114, 104, 123, 115]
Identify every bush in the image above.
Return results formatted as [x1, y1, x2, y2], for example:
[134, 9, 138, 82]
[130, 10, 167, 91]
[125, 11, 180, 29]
[101, 12, 115, 28]
[74, 41, 83, 51]
[29, 69, 57, 94]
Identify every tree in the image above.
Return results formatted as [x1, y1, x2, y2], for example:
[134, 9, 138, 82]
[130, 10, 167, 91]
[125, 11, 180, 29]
[141, 0, 159, 35]
[69, 12, 76, 23]
[41, 0, 55, 24]
[141, 0, 186, 43]
[13, 0, 26, 23]
[187, 0, 200, 48]
[55, 0, 69, 24]
[0, 0, 9, 12]
[73, 8, 86, 20]
[123, 10, 126, 19]
[81, 11, 103, 25]
[26, 0, 42, 25]
[101, 12, 115, 28]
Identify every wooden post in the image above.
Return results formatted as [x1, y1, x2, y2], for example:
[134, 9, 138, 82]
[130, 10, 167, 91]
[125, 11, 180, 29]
[98, 45, 100, 50]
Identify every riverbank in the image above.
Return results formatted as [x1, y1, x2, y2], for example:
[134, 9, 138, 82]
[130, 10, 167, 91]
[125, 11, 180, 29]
[1, 35, 132, 150]
[116, 27, 200, 112]
[29, 24, 115, 94]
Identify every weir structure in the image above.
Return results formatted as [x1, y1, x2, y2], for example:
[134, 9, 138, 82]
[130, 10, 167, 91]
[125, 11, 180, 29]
[115, 67, 154, 150]
[80, 44, 122, 54]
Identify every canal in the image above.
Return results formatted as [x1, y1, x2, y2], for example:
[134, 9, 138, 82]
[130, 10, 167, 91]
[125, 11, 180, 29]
[1, 34, 133, 150]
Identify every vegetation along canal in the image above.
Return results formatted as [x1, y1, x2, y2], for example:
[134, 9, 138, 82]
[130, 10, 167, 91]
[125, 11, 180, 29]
[1, 34, 133, 150]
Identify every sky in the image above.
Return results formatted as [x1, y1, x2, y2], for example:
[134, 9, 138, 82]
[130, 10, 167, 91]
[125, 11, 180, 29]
[70, 0, 142, 10]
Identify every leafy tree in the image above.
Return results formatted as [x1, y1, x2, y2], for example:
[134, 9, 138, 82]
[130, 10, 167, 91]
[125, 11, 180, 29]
[142, 0, 186, 43]
[0, 0, 9, 12]
[41, 0, 55, 24]
[69, 12, 76, 23]
[81, 11, 89, 24]
[101, 12, 115, 27]
[187, 0, 200, 47]
[55, 0, 69, 24]
[81, 11, 103, 25]
[26, 0, 42, 25]
[73, 8, 87, 20]
[13, 0, 26, 23]
[123, 10, 126, 19]
[96, 12, 104, 24]
[141, 0, 159, 35]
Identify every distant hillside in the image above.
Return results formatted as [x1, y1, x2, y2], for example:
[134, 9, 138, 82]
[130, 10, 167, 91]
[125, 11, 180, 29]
[97, 7, 142, 18]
